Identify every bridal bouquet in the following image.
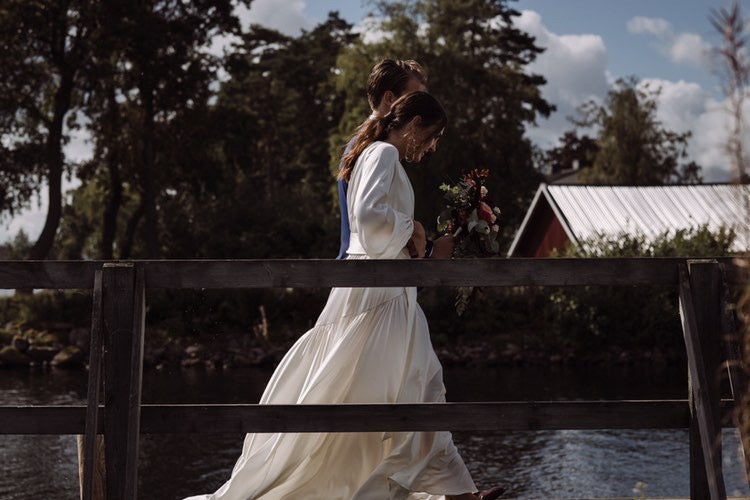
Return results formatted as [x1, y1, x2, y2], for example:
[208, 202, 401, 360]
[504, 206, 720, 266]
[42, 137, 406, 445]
[436, 168, 502, 314]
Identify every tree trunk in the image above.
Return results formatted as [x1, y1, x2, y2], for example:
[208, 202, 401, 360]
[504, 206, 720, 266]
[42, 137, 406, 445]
[27, 73, 73, 261]
[140, 82, 159, 258]
[100, 87, 121, 260]
[120, 201, 145, 259]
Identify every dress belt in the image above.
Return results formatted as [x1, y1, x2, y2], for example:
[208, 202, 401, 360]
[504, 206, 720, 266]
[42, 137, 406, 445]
[347, 231, 410, 259]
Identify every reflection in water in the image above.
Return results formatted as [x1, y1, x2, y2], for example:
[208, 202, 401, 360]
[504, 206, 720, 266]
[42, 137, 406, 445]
[1, 365, 748, 499]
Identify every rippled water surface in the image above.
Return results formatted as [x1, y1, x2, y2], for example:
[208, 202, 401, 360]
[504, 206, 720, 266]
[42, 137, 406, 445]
[2, 364, 748, 499]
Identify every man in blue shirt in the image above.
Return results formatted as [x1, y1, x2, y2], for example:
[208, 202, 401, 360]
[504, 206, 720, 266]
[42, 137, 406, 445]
[336, 59, 454, 260]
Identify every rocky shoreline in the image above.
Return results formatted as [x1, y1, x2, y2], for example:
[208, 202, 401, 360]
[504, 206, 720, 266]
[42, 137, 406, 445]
[0, 321, 685, 371]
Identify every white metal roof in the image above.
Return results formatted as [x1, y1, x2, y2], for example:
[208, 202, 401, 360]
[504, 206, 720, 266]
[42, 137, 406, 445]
[508, 183, 750, 256]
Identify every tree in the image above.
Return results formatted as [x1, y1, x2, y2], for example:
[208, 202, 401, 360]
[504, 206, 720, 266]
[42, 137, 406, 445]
[545, 131, 599, 177]
[575, 78, 702, 185]
[331, 0, 554, 244]
[0, 1, 95, 259]
[156, 13, 356, 259]
[56, 0, 250, 260]
[710, 1, 750, 183]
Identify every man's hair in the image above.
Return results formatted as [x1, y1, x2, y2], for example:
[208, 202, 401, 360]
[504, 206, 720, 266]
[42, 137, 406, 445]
[367, 59, 427, 109]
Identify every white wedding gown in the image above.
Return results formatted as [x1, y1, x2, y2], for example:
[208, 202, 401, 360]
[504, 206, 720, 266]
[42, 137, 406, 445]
[184, 141, 477, 500]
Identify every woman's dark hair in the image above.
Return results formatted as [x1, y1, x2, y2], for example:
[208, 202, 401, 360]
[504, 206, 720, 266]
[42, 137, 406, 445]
[367, 59, 427, 109]
[338, 91, 447, 182]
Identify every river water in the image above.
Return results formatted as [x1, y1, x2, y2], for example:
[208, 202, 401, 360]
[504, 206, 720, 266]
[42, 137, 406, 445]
[1, 364, 748, 499]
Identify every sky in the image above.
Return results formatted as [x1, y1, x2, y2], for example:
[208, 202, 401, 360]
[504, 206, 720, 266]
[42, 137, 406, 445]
[1, 0, 746, 244]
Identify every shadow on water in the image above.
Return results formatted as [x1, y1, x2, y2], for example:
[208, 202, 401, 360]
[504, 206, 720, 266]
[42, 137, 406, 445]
[1, 364, 749, 499]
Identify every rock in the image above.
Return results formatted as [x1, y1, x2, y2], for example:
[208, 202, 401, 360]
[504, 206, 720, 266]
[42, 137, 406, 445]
[26, 345, 59, 363]
[51, 346, 84, 368]
[0, 345, 31, 367]
[68, 328, 90, 353]
[181, 357, 203, 368]
[0, 329, 16, 345]
[11, 335, 29, 353]
[185, 344, 206, 358]
[35, 333, 60, 346]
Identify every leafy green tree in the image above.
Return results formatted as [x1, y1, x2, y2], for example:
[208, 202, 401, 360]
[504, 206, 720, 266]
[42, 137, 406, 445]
[331, 0, 554, 244]
[576, 78, 702, 185]
[0, 1, 95, 259]
[0, 230, 33, 260]
[545, 131, 598, 177]
[56, 0, 249, 260]
[154, 13, 356, 259]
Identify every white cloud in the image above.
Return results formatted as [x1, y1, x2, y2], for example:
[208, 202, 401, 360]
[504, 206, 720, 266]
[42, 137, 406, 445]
[235, 0, 312, 36]
[353, 16, 389, 45]
[627, 16, 672, 37]
[515, 10, 610, 146]
[639, 78, 737, 181]
[627, 16, 711, 69]
[670, 33, 712, 68]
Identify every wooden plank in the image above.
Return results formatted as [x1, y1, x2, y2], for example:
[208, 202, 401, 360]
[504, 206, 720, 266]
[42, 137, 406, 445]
[102, 263, 142, 500]
[679, 262, 727, 500]
[77, 435, 105, 500]
[125, 266, 145, 500]
[0, 261, 102, 289]
[0, 257, 747, 290]
[0, 400, 739, 434]
[81, 270, 105, 500]
[719, 263, 750, 483]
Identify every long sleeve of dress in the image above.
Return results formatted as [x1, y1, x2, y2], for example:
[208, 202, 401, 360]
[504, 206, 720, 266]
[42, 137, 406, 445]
[350, 143, 414, 259]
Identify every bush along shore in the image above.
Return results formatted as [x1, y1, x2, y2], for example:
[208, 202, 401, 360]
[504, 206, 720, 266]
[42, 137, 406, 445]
[0, 320, 687, 371]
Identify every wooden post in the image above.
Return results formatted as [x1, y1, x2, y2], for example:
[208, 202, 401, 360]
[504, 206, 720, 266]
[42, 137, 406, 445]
[102, 264, 146, 500]
[78, 434, 105, 500]
[80, 270, 105, 499]
[679, 261, 727, 499]
[719, 263, 750, 483]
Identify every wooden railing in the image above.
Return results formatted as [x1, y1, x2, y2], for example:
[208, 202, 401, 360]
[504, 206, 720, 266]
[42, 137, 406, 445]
[1, 257, 749, 500]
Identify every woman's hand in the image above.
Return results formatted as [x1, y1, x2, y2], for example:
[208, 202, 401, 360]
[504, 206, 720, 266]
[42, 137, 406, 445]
[406, 221, 426, 258]
[429, 234, 455, 259]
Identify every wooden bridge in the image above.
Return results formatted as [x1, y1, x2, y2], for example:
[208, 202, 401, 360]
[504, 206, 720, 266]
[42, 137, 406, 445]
[1, 257, 749, 499]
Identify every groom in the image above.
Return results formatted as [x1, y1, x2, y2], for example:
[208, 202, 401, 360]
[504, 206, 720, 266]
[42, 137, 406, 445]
[336, 59, 454, 260]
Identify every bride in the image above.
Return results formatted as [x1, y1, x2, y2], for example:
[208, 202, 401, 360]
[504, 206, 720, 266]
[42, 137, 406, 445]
[184, 91, 498, 500]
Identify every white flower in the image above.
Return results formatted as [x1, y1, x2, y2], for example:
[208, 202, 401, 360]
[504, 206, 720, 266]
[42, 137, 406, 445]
[493, 206, 501, 215]
[480, 186, 488, 197]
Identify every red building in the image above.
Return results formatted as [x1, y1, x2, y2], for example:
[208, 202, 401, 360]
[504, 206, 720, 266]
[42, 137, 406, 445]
[507, 183, 750, 257]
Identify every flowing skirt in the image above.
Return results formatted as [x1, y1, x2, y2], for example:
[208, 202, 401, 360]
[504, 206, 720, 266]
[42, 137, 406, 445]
[184, 253, 476, 500]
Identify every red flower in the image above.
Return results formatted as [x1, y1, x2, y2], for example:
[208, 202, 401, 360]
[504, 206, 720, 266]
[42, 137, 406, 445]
[478, 202, 494, 223]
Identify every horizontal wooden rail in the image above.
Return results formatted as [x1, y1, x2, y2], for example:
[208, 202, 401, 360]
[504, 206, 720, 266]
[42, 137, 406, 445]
[0, 400, 736, 434]
[0, 257, 748, 289]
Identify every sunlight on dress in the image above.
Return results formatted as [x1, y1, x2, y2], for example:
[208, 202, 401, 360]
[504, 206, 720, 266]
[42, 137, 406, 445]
[183, 142, 476, 500]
